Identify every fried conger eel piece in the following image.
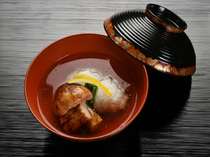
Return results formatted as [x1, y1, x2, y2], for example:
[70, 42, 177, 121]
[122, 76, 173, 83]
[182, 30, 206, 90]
[60, 102, 92, 132]
[60, 102, 103, 133]
[53, 83, 92, 116]
[86, 106, 103, 132]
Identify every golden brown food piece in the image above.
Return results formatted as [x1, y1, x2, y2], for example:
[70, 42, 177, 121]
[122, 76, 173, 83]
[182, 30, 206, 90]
[53, 83, 92, 116]
[86, 107, 103, 132]
[60, 102, 92, 132]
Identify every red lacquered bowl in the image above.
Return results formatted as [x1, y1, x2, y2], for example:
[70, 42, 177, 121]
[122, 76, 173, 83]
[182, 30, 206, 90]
[24, 33, 149, 142]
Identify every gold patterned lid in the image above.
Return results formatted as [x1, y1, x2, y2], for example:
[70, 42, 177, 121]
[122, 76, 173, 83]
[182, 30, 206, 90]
[104, 4, 196, 76]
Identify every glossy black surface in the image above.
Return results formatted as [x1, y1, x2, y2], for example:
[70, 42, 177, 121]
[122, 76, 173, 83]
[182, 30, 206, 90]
[108, 9, 195, 71]
[0, 0, 210, 156]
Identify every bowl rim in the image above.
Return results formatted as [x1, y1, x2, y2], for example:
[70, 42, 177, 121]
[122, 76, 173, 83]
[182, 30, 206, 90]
[24, 33, 149, 141]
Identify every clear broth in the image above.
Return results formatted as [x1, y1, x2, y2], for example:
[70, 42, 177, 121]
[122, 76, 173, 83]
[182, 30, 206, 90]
[37, 52, 138, 138]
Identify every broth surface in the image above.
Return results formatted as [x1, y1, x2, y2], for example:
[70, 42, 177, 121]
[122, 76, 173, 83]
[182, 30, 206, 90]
[37, 52, 138, 137]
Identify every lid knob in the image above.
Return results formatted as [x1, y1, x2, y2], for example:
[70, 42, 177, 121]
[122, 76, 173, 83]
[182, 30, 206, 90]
[145, 4, 187, 33]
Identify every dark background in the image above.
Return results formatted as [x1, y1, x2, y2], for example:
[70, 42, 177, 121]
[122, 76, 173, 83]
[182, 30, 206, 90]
[0, 0, 210, 156]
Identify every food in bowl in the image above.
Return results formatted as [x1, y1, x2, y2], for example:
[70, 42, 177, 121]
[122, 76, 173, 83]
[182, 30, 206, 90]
[53, 69, 131, 133]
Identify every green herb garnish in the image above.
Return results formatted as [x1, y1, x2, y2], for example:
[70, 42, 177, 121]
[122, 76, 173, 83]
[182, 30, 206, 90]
[85, 83, 98, 109]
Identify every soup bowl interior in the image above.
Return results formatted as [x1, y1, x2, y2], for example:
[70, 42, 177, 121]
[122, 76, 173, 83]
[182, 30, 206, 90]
[24, 33, 148, 141]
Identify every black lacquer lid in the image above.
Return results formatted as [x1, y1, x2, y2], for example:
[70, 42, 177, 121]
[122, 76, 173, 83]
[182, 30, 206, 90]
[104, 4, 196, 76]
